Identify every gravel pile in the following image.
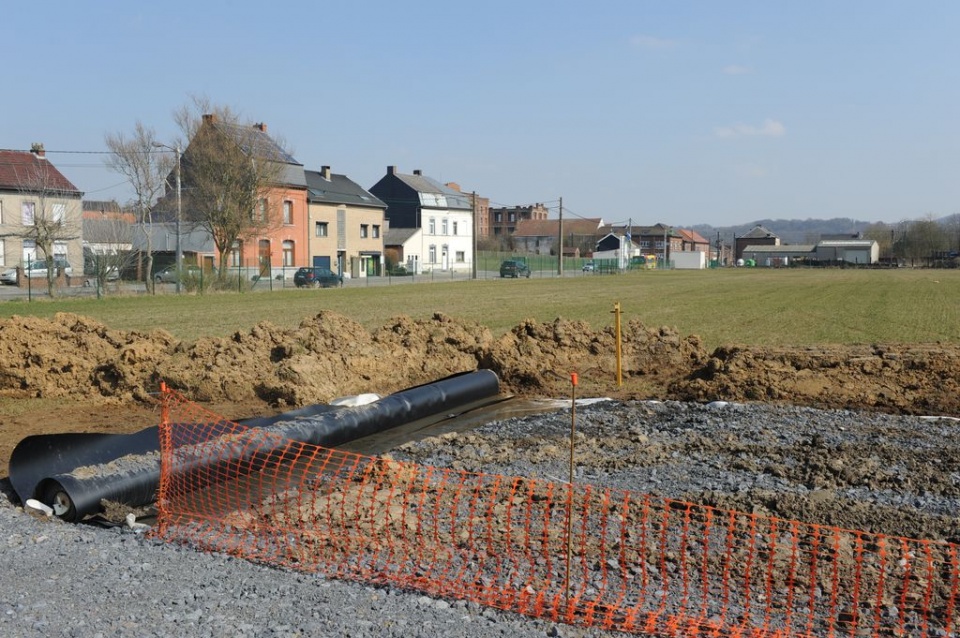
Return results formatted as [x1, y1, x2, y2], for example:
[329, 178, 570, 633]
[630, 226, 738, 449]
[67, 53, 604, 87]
[2, 400, 957, 637]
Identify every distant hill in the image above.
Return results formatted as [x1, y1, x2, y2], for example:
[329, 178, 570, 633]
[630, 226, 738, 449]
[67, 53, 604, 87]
[691, 218, 874, 245]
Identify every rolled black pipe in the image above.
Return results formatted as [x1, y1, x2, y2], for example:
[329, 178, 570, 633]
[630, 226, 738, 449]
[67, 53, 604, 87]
[9, 370, 500, 522]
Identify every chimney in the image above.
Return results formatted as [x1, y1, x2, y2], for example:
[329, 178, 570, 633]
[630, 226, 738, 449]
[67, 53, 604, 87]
[413, 169, 422, 176]
[387, 166, 396, 175]
[321, 166, 331, 180]
[202, 113, 217, 124]
[30, 143, 45, 159]
[254, 122, 267, 132]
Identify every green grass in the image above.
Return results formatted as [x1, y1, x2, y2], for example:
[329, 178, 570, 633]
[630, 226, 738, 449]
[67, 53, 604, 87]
[1, 268, 957, 350]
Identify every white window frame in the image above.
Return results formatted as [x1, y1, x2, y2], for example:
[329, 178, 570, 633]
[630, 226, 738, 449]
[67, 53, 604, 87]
[283, 201, 293, 225]
[282, 240, 294, 266]
[22, 201, 36, 226]
[315, 222, 328, 237]
[52, 203, 66, 223]
[428, 244, 436, 264]
[428, 218, 436, 235]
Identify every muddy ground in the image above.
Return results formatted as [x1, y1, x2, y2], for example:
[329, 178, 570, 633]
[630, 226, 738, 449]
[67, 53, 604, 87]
[2, 310, 959, 536]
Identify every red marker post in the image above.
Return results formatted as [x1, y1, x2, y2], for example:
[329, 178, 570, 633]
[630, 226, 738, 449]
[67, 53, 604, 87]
[565, 371, 578, 612]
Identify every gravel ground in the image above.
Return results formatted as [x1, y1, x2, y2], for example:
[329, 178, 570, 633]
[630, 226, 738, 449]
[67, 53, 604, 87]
[2, 400, 957, 637]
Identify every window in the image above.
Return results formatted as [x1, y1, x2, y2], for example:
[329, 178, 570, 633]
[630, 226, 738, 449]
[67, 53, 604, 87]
[283, 201, 293, 225]
[452, 221, 458, 236]
[495, 212, 502, 222]
[22, 202, 35, 226]
[372, 225, 380, 239]
[441, 219, 448, 235]
[22, 239, 36, 264]
[254, 198, 267, 222]
[456, 251, 465, 263]
[0, 239, 5, 266]
[0, 200, 4, 224]
[428, 218, 436, 235]
[509, 212, 516, 222]
[360, 224, 368, 239]
[428, 244, 436, 264]
[230, 241, 242, 266]
[52, 203, 66, 224]
[53, 241, 67, 261]
[282, 240, 294, 266]
[315, 222, 328, 237]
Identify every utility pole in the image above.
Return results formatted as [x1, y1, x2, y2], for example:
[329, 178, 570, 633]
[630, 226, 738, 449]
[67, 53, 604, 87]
[557, 197, 564, 276]
[472, 190, 478, 279]
[153, 142, 183, 293]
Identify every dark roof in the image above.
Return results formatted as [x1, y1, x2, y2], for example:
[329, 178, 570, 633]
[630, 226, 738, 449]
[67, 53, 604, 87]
[394, 171, 473, 210]
[212, 121, 300, 166]
[192, 117, 306, 188]
[742, 225, 778, 239]
[305, 169, 385, 209]
[384, 227, 420, 245]
[0, 150, 81, 194]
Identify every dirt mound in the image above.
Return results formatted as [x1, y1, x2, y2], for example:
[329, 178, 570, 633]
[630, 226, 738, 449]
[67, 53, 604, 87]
[671, 343, 960, 415]
[3, 312, 960, 418]
[0, 313, 178, 403]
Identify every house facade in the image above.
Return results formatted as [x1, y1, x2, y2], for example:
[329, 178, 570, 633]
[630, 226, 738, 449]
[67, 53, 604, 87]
[369, 167, 473, 274]
[306, 166, 386, 278]
[0, 145, 83, 274]
[735, 225, 779, 261]
[488, 203, 549, 239]
[513, 218, 604, 256]
[620, 224, 683, 265]
[165, 116, 309, 278]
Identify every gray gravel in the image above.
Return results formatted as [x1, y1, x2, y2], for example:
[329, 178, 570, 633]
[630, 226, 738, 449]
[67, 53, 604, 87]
[2, 400, 956, 637]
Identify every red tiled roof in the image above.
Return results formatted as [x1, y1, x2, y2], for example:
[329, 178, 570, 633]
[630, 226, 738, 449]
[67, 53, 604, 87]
[514, 217, 603, 237]
[0, 150, 81, 194]
[678, 228, 710, 244]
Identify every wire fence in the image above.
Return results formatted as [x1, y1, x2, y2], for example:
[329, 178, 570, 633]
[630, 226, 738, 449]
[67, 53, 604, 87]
[151, 387, 960, 637]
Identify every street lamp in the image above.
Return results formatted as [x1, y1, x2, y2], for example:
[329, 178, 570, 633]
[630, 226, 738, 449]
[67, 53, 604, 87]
[153, 141, 182, 293]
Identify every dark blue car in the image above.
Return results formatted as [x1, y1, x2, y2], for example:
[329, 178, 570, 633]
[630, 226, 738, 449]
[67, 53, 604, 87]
[294, 267, 342, 288]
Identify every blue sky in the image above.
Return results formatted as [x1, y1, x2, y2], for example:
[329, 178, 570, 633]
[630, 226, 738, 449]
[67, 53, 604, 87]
[5, 1, 958, 227]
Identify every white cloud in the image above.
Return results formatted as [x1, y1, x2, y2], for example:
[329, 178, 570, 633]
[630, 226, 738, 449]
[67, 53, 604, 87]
[630, 35, 678, 50]
[715, 118, 785, 138]
[722, 64, 752, 75]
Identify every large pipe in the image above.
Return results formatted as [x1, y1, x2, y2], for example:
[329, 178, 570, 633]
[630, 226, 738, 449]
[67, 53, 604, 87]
[9, 370, 501, 522]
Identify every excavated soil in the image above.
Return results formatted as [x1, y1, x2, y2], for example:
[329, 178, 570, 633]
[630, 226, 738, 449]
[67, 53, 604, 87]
[2, 310, 960, 537]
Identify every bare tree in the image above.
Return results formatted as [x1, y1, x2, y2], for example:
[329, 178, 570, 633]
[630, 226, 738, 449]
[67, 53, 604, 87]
[104, 122, 173, 293]
[173, 99, 287, 279]
[862, 221, 894, 260]
[81, 203, 138, 296]
[0, 146, 82, 296]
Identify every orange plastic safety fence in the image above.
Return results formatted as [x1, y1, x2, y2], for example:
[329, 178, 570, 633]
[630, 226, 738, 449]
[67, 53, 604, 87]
[154, 389, 960, 637]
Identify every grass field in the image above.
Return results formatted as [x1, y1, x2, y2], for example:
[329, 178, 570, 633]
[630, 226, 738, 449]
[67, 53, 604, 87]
[0, 268, 957, 350]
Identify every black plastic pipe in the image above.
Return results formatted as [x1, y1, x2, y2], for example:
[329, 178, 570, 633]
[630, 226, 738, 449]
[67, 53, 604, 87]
[9, 370, 500, 522]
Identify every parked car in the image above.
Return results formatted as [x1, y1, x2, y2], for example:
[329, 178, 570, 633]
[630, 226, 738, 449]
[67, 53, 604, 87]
[294, 267, 342, 288]
[582, 262, 595, 272]
[154, 265, 204, 284]
[0, 258, 73, 285]
[499, 260, 531, 278]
